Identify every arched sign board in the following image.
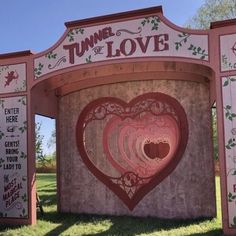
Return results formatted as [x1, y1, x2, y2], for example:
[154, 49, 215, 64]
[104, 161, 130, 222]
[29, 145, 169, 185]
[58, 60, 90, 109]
[0, 6, 235, 235]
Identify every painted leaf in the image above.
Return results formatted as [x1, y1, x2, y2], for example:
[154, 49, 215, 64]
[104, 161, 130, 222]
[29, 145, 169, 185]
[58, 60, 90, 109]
[200, 55, 205, 60]
[223, 80, 229, 87]
[229, 138, 233, 144]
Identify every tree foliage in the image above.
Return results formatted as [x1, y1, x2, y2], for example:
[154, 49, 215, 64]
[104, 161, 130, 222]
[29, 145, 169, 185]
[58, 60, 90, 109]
[186, 0, 236, 29]
[212, 108, 219, 160]
[47, 129, 56, 159]
[186, 1, 231, 161]
[35, 122, 44, 159]
[47, 129, 56, 149]
[35, 122, 49, 167]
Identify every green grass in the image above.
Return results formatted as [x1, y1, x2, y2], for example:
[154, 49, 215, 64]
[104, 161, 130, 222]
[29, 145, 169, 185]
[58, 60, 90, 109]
[0, 174, 222, 235]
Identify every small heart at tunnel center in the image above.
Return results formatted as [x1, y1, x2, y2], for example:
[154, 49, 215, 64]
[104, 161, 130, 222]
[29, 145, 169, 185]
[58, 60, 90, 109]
[143, 142, 170, 159]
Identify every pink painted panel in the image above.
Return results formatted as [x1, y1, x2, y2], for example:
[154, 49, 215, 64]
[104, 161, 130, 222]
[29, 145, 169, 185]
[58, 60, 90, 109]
[34, 15, 208, 79]
[0, 64, 26, 94]
[220, 34, 236, 72]
[222, 76, 236, 227]
[0, 96, 28, 219]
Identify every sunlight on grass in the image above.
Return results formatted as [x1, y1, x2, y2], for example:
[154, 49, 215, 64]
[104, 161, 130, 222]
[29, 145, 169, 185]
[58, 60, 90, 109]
[0, 174, 223, 236]
[62, 220, 113, 235]
[215, 176, 222, 220]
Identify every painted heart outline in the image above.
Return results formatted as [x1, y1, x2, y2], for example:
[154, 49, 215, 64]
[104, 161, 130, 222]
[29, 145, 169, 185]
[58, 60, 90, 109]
[76, 92, 188, 210]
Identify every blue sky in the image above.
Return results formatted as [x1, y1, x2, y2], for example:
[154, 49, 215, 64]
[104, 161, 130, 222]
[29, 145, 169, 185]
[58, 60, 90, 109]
[0, 0, 205, 154]
[0, 0, 205, 53]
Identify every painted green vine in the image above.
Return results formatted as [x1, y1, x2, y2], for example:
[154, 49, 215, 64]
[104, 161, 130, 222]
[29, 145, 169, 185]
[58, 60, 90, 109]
[228, 192, 236, 202]
[22, 176, 27, 181]
[223, 76, 236, 87]
[45, 51, 57, 59]
[227, 167, 236, 176]
[0, 99, 5, 109]
[231, 216, 236, 227]
[0, 65, 9, 75]
[18, 96, 26, 106]
[0, 212, 7, 217]
[22, 193, 27, 202]
[14, 80, 27, 92]
[175, 32, 190, 50]
[141, 16, 160, 30]
[0, 130, 4, 140]
[20, 208, 28, 218]
[174, 33, 208, 59]
[224, 105, 236, 121]
[34, 62, 44, 77]
[67, 27, 84, 42]
[0, 158, 5, 168]
[19, 121, 27, 133]
[188, 44, 208, 60]
[222, 54, 236, 70]
[86, 55, 92, 63]
[20, 151, 27, 159]
[226, 138, 236, 150]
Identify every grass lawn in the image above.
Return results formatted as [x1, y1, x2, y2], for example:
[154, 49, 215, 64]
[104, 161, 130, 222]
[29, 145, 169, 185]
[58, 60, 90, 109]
[0, 174, 222, 236]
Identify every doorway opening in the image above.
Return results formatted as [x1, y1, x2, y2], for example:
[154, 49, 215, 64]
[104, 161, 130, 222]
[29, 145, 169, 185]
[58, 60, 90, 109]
[35, 115, 57, 214]
[212, 104, 222, 222]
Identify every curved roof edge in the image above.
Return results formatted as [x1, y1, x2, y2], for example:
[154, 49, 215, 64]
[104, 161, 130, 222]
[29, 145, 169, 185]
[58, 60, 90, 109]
[0, 50, 33, 59]
[210, 18, 236, 29]
[65, 6, 163, 28]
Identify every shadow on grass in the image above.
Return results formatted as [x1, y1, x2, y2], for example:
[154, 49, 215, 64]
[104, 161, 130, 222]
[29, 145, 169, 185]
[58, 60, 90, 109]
[0, 224, 22, 232]
[0, 211, 222, 236]
[189, 230, 222, 236]
[38, 212, 222, 236]
[37, 190, 57, 208]
[0, 174, 222, 235]
[37, 183, 57, 191]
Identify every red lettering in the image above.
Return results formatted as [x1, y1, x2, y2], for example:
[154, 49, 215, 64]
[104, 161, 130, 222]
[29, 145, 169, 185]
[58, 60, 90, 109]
[63, 43, 77, 64]
[120, 39, 136, 56]
[153, 34, 169, 52]
[135, 36, 152, 53]
[93, 30, 103, 44]
[106, 41, 121, 58]
[64, 31, 170, 63]
[102, 27, 115, 39]
[64, 27, 115, 64]
[84, 36, 94, 51]
[4, 178, 16, 192]
[63, 42, 86, 64]
[76, 42, 86, 57]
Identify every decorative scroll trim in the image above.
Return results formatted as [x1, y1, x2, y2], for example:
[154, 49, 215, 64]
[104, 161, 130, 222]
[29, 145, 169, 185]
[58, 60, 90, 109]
[116, 27, 142, 36]
[48, 56, 67, 70]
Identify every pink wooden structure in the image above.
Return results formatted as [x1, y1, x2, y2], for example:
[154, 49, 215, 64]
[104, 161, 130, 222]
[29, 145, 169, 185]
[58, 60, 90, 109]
[0, 6, 236, 235]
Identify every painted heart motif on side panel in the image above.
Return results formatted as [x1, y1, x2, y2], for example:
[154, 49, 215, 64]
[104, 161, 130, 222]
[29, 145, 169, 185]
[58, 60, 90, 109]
[76, 92, 188, 210]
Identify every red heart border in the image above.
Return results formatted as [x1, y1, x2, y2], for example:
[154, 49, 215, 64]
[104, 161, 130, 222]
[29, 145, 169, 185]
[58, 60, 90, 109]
[76, 92, 188, 210]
